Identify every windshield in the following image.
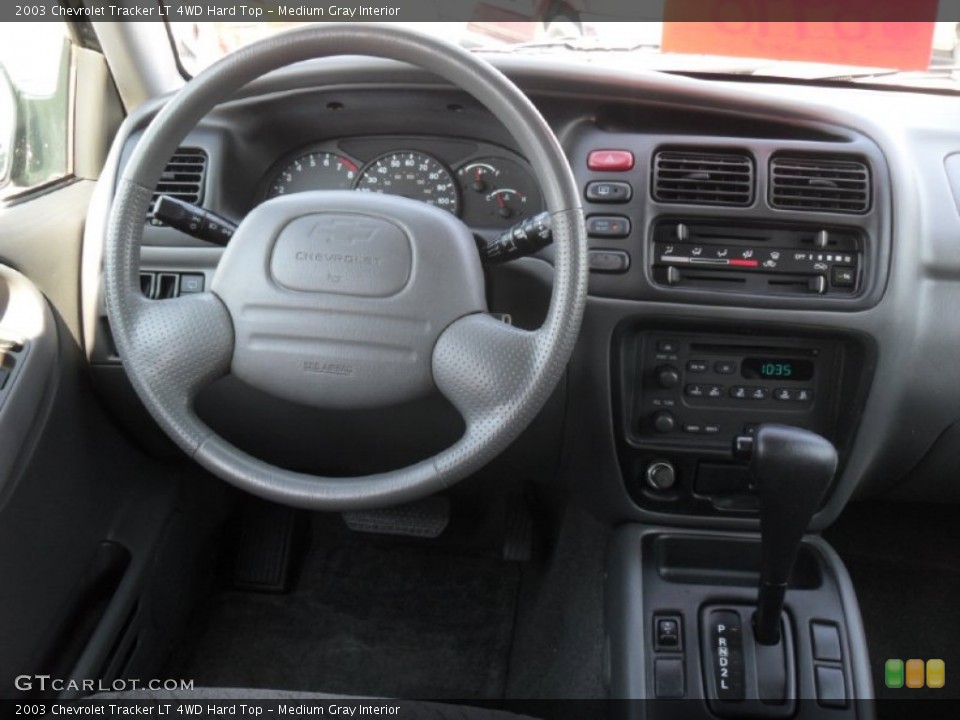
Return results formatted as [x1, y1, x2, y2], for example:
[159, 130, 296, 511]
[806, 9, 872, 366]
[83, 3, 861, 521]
[169, 20, 960, 91]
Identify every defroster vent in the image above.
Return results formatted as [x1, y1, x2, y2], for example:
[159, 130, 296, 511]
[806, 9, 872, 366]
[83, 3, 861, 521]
[653, 150, 754, 207]
[770, 156, 870, 214]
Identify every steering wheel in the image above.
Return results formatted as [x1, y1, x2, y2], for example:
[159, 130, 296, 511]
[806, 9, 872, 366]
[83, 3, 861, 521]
[104, 24, 587, 510]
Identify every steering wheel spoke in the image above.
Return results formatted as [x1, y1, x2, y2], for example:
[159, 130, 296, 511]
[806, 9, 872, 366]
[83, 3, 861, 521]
[121, 292, 234, 449]
[433, 313, 539, 427]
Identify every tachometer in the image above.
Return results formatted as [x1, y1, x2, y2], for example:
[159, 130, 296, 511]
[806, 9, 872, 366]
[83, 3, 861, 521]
[266, 151, 359, 198]
[355, 151, 460, 215]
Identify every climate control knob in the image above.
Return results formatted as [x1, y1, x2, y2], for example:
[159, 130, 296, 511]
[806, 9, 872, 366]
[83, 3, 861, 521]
[646, 460, 677, 491]
[656, 365, 680, 389]
[652, 411, 677, 434]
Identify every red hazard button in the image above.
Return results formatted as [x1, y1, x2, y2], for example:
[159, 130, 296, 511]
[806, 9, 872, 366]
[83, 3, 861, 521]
[587, 149, 635, 171]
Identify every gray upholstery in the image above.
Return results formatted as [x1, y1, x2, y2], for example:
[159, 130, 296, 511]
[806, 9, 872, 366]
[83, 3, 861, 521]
[103, 24, 587, 510]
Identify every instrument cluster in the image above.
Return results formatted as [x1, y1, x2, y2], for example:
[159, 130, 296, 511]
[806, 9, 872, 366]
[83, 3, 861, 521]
[261, 137, 543, 230]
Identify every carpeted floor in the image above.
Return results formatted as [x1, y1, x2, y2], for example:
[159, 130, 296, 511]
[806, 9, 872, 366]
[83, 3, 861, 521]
[169, 518, 521, 699]
[825, 501, 960, 702]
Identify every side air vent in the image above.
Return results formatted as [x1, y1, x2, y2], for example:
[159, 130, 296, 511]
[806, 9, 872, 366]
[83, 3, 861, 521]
[653, 150, 754, 207]
[770, 156, 870, 214]
[148, 148, 207, 223]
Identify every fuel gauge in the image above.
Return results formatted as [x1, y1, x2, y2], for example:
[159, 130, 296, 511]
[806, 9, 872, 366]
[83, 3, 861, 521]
[457, 156, 542, 229]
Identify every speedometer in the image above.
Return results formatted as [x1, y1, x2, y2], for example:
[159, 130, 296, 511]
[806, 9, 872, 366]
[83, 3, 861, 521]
[266, 151, 359, 198]
[355, 151, 460, 215]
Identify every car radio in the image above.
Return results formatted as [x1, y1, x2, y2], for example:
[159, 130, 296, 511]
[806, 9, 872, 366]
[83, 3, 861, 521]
[628, 332, 841, 447]
[650, 219, 864, 297]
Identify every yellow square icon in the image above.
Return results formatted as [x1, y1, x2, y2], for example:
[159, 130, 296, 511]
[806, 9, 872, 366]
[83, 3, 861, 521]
[926, 659, 945, 689]
[905, 659, 925, 688]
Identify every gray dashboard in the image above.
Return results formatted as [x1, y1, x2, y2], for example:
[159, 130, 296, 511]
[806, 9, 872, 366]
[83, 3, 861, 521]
[82, 54, 960, 528]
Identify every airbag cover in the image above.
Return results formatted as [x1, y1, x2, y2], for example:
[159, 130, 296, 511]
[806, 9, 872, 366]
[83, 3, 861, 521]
[270, 214, 411, 297]
[211, 191, 486, 409]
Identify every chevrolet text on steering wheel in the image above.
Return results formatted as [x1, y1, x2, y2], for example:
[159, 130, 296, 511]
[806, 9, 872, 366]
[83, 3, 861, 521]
[104, 24, 587, 510]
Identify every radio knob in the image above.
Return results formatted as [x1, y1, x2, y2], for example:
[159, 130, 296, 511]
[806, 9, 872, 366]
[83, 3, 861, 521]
[653, 411, 677, 434]
[656, 365, 681, 389]
[646, 460, 677, 490]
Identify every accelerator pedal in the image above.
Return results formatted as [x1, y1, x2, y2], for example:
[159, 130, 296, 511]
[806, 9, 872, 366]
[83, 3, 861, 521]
[503, 498, 534, 562]
[342, 496, 450, 538]
[233, 501, 299, 592]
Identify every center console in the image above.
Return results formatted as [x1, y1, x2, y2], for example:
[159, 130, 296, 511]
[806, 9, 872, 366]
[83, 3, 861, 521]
[606, 527, 873, 718]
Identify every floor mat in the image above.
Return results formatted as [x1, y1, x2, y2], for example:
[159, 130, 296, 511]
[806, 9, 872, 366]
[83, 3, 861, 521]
[825, 501, 960, 701]
[169, 522, 522, 699]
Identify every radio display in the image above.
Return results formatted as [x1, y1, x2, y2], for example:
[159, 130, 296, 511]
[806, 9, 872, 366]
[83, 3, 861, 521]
[741, 357, 814, 382]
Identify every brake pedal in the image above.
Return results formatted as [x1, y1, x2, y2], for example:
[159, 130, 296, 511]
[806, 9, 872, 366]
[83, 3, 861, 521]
[233, 501, 299, 592]
[342, 496, 450, 538]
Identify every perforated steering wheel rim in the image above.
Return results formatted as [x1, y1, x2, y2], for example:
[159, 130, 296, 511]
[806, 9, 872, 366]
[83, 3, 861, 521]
[104, 24, 587, 510]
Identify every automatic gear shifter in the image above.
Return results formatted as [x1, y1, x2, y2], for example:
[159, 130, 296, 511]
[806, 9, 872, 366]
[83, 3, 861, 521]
[736, 424, 838, 645]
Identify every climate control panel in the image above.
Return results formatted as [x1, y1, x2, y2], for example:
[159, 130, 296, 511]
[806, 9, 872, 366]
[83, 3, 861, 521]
[650, 219, 864, 297]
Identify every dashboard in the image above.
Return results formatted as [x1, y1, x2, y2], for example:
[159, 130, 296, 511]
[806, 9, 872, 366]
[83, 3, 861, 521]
[84, 55, 960, 530]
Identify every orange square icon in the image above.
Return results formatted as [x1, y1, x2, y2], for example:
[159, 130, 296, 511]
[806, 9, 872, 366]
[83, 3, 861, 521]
[905, 659, 925, 688]
[926, 659, 945, 689]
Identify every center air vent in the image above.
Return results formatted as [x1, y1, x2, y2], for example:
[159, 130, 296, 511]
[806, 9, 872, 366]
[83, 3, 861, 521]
[148, 148, 207, 223]
[770, 156, 870, 214]
[653, 150, 754, 207]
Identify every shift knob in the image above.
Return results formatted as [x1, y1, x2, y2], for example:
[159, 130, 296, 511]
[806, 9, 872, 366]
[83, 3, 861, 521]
[740, 424, 838, 645]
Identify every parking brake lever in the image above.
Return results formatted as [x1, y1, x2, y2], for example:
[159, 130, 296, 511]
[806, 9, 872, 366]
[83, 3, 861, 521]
[735, 424, 838, 645]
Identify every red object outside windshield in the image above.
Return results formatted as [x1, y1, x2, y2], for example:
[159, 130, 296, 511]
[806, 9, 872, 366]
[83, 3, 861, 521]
[662, 13, 938, 71]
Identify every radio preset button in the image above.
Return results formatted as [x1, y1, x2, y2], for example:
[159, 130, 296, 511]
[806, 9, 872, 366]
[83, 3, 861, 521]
[730, 386, 769, 400]
[686, 384, 705, 398]
[687, 384, 724, 399]
[774, 388, 794, 401]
